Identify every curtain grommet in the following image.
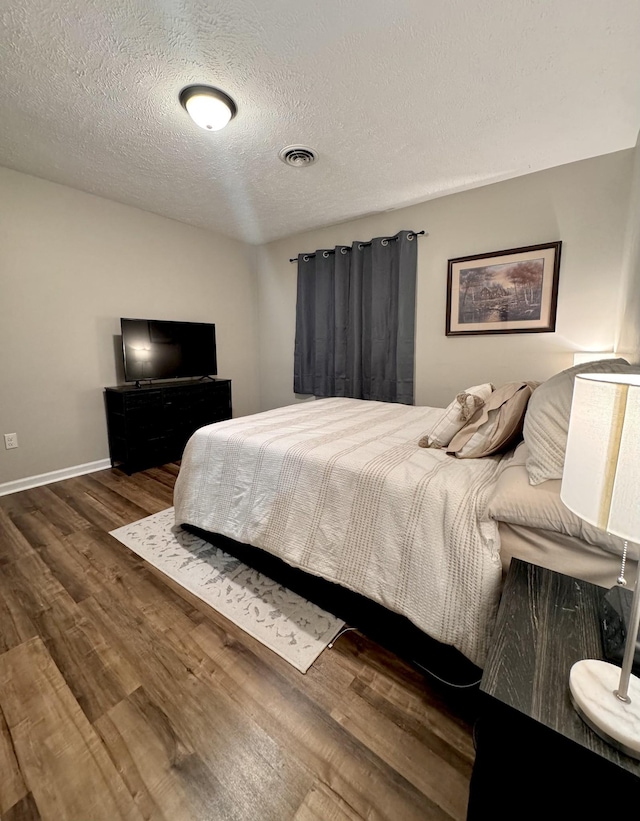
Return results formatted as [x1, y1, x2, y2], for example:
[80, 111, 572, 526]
[340, 247, 348, 255]
[322, 251, 329, 258]
[408, 233, 415, 241]
[381, 238, 389, 246]
[358, 243, 364, 250]
[303, 255, 310, 262]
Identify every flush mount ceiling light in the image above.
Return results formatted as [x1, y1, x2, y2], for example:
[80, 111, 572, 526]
[179, 85, 237, 131]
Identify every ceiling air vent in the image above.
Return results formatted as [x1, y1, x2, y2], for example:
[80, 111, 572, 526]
[278, 145, 318, 167]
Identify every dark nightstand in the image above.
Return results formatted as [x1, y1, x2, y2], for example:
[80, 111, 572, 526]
[467, 559, 640, 819]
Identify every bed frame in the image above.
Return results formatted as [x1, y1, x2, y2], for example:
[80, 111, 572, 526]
[185, 524, 482, 685]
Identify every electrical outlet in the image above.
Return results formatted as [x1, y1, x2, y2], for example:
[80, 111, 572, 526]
[4, 433, 18, 450]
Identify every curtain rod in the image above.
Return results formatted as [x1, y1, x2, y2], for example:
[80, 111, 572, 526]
[289, 230, 426, 262]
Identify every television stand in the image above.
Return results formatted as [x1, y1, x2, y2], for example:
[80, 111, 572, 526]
[104, 378, 232, 474]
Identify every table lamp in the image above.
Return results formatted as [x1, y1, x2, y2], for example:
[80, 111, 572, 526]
[561, 372, 640, 759]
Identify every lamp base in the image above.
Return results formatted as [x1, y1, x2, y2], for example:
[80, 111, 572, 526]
[569, 659, 640, 759]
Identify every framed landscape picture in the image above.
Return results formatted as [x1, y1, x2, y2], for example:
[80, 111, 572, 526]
[446, 241, 562, 336]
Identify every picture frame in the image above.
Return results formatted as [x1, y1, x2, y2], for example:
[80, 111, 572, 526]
[446, 241, 562, 336]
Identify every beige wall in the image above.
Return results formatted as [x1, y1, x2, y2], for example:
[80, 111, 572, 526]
[0, 167, 259, 484]
[616, 131, 640, 361]
[256, 150, 633, 411]
[2, 149, 634, 485]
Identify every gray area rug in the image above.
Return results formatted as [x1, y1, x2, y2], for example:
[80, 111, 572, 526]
[110, 508, 345, 673]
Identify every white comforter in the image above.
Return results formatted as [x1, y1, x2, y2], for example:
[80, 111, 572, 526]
[174, 397, 508, 666]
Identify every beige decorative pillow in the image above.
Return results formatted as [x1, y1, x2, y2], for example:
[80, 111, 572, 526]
[418, 383, 493, 448]
[523, 358, 633, 485]
[447, 381, 539, 458]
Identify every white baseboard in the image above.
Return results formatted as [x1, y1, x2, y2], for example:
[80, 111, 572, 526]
[0, 458, 112, 497]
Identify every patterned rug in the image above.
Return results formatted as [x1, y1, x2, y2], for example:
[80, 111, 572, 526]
[109, 508, 345, 673]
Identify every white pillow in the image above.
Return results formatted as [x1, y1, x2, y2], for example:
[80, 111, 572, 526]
[419, 383, 493, 448]
[523, 358, 633, 485]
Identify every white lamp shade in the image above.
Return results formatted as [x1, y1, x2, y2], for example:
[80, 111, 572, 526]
[561, 372, 640, 542]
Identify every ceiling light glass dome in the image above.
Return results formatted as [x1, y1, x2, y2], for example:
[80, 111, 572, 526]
[179, 85, 237, 131]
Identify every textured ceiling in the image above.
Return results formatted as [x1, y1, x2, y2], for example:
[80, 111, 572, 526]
[1, 0, 639, 244]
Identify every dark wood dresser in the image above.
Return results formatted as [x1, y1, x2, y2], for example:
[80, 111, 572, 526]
[104, 379, 232, 474]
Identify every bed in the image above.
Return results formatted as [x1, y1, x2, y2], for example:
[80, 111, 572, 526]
[490, 441, 635, 589]
[174, 359, 636, 670]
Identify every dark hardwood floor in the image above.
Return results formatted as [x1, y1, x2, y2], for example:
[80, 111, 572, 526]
[0, 464, 477, 821]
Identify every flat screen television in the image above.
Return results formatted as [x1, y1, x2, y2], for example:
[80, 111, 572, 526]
[121, 318, 217, 383]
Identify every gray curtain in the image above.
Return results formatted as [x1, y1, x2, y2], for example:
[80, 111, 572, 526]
[294, 230, 417, 404]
